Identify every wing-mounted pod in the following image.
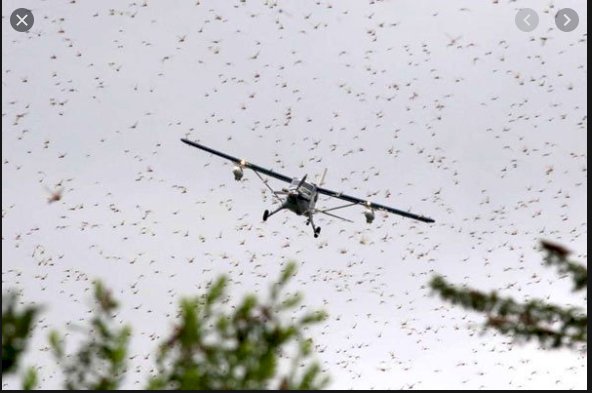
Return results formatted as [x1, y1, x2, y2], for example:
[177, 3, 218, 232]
[232, 160, 246, 181]
[364, 201, 375, 224]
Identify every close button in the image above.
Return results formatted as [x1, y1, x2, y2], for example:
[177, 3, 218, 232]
[10, 8, 34, 33]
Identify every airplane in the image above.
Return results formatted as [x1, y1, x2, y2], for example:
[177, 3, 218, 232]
[181, 138, 435, 237]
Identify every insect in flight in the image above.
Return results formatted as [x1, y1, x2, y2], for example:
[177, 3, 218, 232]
[181, 139, 435, 237]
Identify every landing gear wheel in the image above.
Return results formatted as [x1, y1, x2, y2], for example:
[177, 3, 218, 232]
[263, 210, 269, 222]
[314, 227, 321, 237]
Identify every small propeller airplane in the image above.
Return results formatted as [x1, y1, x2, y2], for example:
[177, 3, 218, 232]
[181, 139, 435, 237]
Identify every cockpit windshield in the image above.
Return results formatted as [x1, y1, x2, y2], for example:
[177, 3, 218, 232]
[290, 178, 315, 196]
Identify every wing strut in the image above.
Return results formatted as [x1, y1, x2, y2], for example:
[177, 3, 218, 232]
[252, 168, 285, 204]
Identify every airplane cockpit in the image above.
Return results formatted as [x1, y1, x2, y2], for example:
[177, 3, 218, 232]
[290, 178, 315, 199]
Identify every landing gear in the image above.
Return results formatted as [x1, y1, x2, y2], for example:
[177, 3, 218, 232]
[308, 213, 321, 238]
[263, 206, 284, 222]
[314, 226, 321, 238]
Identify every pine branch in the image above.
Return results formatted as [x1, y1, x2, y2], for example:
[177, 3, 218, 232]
[430, 240, 587, 350]
[541, 240, 587, 292]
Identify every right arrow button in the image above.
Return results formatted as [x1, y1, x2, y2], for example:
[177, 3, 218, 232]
[556, 8, 579, 32]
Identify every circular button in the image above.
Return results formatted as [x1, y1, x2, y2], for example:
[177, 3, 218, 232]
[555, 9, 579, 32]
[10, 8, 34, 33]
[515, 8, 539, 32]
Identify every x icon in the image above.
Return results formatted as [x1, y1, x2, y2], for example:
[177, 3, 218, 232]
[16, 14, 28, 26]
[11, 8, 34, 32]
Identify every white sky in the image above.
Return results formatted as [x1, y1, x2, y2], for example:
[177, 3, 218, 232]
[2, 0, 587, 389]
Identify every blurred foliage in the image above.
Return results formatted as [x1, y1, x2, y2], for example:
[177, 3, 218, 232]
[49, 281, 131, 389]
[539, 240, 587, 292]
[430, 240, 587, 349]
[2, 293, 39, 376]
[147, 261, 329, 390]
[2, 262, 328, 390]
[22, 367, 38, 390]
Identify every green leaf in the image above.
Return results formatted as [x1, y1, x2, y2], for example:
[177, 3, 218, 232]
[22, 366, 37, 390]
[206, 277, 227, 306]
[48, 330, 63, 359]
[278, 262, 297, 288]
[300, 311, 328, 325]
[279, 293, 303, 311]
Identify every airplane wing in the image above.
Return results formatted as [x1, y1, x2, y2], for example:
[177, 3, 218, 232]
[316, 186, 435, 223]
[180, 138, 293, 183]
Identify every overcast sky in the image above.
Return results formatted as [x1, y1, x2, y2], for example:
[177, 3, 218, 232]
[2, 0, 587, 389]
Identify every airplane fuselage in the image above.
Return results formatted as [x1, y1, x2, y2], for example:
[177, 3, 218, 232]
[285, 191, 313, 216]
[283, 179, 318, 217]
[262, 177, 322, 236]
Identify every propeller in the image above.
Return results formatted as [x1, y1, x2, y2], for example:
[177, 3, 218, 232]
[316, 168, 327, 186]
[297, 174, 308, 189]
